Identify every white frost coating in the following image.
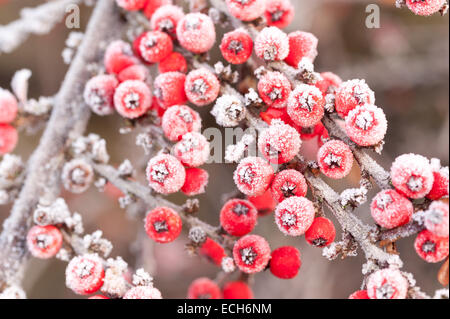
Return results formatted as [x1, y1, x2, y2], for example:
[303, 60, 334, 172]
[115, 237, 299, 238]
[133, 268, 154, 287]
[11, 69, 31, 104]
[118, 159, 135, 177]
[33, 197, 71, 226]
[101, 257, 129, 298]
[225, 134, 255, 163]
[83, 230, 113, 258]
[340, 187, 368, 207]
[0, 285, 26, 299]
[211, 94, 246, 127]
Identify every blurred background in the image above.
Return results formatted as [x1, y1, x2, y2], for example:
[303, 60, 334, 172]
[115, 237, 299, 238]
[0, 0, 448, 299]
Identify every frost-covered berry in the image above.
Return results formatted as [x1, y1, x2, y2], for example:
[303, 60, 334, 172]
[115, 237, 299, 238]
[335, 79, 375, 118]
[345, 104, 387, 147]
[270, 246, 301, 279]
[287, 84, 325, 127]
[104, 40, 139, 75]
[367, 268, 408, 299]
[315, 72, 342, 95]
[116, 0, 146, 11]
[317, 140, 354, 179]
[114, 80, 152, 119]
[185, 69, 220, 106]
[181, 167, 209, 196]
[225, 0, 266, 21]
[187, 278, 222, 299]
[259, 106, 297, 128]
[150, 5, 185, 38]
[424, 201, 449, 238]
[200, 238, 226, 265]
[138, 31, 173, 63]
[390, 153, 434, 199]
[0, 88, 18, 123]
[145, 206, 182, 243]
[117, 65, 151, 84]
[258, 120, 301, 164]
[305, 217, 336, 247]
[414, 229, 449, 263]
[274, 196, 315, 236]
[176, 13, 216, 54]
[83, 75, 118, 116]
[223, 281, 253, 299]
[161, 105, 201, 141]
[248, 189, 277, 215]
[153, 72, 187, 108]
[211, 94, 246, 127]
[406, 0, 445, 16]
[173, 132, 209, 167]
[265, 0, 294, 29]
[0, 124, 18, 155]
[143, 0, 172, 19]
[158, 52, 188, 73]
[233, 157, 274, 196]
[26, 225, 62, 259]
[220, 29, 254, 65]
[61, 158, 94, 194]
[146, 154, 186, 194]
[220, 199, 258, 236]
[427, 167, 449, 200]
[255, 27, 289, 62]
[284, 31, 318, 67]
[233, 235, 271, 274]
[123, 286, 163, 299]
[348, 290, 370, 299]
[258, 72, 291, 109]
[65, 254, 105, 295]
[370, 190, 413, 229]
[298, 122, 325, 141]
[271, 169, 307, 203]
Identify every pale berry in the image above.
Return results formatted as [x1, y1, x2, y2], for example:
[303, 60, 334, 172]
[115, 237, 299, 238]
[271, 169, 307, 203]
[233, 235, 271, 274]
[284, 31, 318, 67]
[348, 290, 370, 299]
[287, 84, 325, 127]
[367, 268, 408, 299]
[233, 156, 274, 196]
[345, 104, 387, 147]
[424, 201, 449, 238]
[117, 65, 151, 84]
[145, 206, 182, 243]
[335, 79, 375, 118]
[83, 75, 118, 116]
[220, 199, 258, 237]
[317, 140, 354, 179]
[114, 80, 152, 119]
[146, 153, 186, 194]
[225, 0, 266, 22]
[414, 229, 449, 263]
[370, 189, 413, 229]
[116, 0, 146, 11]
[65, 254, 105, 295]
[26, 225, 63, 259]
[315, 72, 342, 95]
[153, 72, 187, 108]
[158, 52, 188, 73]
[61, 158, 94, 194]
[255, 27, 290, 61]
[200, 238, 226, 266]
[427, 167, 449, 200]
[270, 246, 301, 279]
[406, 0, 445, 16]
[123, 286, 163, 299]
[104, 40, 139, 74]
[181, 167, 209, 196]
[173, 132, 210, 167]
[187, 278, 221, 299]
[185, 68, 220, 106]
[211, 94, 246, 127]
[248, 189, 277, 216]
[176, 13, 216, 54]
[223, 281, 253, 299]
[220, 29, 254, 65]
[143, 0, 172, 19]
[265, 0, 294, 29]
[274, 196, 315, 236]
[150, 5, 185, 38]
[138, 31, 173, 63]
[305, 217, 336, 247]
[0, 88, 18, 123]
[258, 71, 292, 109]
[390, 153, 434, 199]
[161, 105, 201, 141]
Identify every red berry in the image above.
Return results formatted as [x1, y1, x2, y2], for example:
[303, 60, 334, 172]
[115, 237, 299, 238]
[0, 88, 18, 123]
[220, 199, 258, 236]
[298, 122, 325, 141]
[270, 246, 301, 279]
[104, 40, 139, 74]
[154, 71, 187, 108]
[259, 107, 298, 129]
[187, 278, 222, 299]
[220, 29, 254, 65]
[114, 80, 152, 119]
[146, 153, 186, 194]
[185, 68, 220, 106]
[305, 217, 336, 247]
[315, 72, 342, 95]
[116, 0, 147, 11]
[83, 75, 119, 116]
[123, 286, 162, 299]
[427, 167, 449, 200]
[233, 234, 271, 274]
[143, 0, 172, 19]
[150, 96, 166, 118]
[173, 132, 210, 167]
[248, 189, 277, 215]
[258, 120, 301, 164]
[258, 71, 291, 109]
[0, 124, 18, 155]
[370, 189, 413, 229]
[255, 27, 290, 62]
[181, 167, 209, 196]
[150, 5, 185, 38]
[161, 104, 201, 141]
[138, 31, 173, 63]
[65, 254, 105, 295]
[317, 140, 354, 179]
[233, 156, 274, 196]
[345, 104, 387, 147]
[406, 0, 445, 16]
[335, 79, 375, 118]
[88, 295, 110, 299]
[390, 153, 434, 199]
[271, 169, 307, 203]
[414, 229, 449, 263]
[199, 238, 226, 266]
[225, 0, 266, 22]
[287, 84, 325, 127]
[265, 0, 294, 29]
[223, 281, 253, 299]
[367, 268, 408, 299]
[424, 201, 449, 238]
[117, 64, 151, 83]
[26, 225, 63, 259]
[348, 290, 370, 299]
[176, 13, 216, 54]
[145, 206, 182, 243]
[274, 196, 315, 236]
[284, 31, 318, 67]
[158, 52, 188, 73]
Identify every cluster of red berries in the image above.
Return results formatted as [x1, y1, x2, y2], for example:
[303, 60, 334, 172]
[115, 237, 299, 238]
[0, 88, 19, 155]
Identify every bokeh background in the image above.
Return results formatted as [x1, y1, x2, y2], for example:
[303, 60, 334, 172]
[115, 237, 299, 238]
[0, 0, 448, 299]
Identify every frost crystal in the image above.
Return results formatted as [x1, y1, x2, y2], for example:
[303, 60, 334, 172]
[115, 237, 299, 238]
[102, 257, 129, 298]
[118, 159, 134, 177]
[133, 268, 153, 287]
[211, 95, 246, 127]
[240, 247, 257, 265]
[221, 257, 236, 273]
[83, 230, 113, 258]
[340, 187, 368, 207]
[188, 226, 207, 244]
[244, 88, 262, 106]
[34, 197, 71, 226]
[225, 133, 255, 163]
